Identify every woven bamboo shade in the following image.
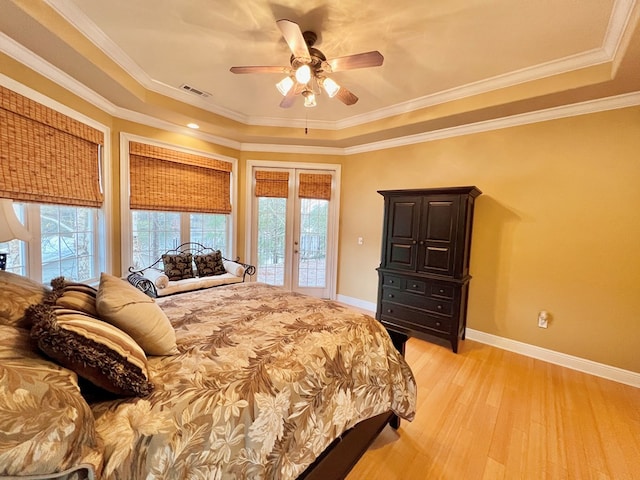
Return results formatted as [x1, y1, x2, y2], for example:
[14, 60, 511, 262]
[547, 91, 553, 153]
[129, 141, 232, 214]
[299, 173, 332, 200]
[255, 170, 290, 198]
[0, 86, 104, 207]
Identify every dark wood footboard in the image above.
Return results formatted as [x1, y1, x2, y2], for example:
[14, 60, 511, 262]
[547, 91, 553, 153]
[298, 411, 397, 480]
[298, 332, 408, 479]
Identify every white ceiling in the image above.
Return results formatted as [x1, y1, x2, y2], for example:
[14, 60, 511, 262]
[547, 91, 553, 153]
[1, 0, 638, 147]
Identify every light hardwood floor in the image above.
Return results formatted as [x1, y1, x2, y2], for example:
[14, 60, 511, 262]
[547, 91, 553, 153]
[346, 337, 640, 480]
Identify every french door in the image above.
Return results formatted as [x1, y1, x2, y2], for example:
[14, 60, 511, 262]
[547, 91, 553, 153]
[249, 164, 339, 299]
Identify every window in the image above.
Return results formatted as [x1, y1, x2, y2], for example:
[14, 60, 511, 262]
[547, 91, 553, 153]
[1, 203, 103, 284]
[130, 211, 229, 270]
[124, 137, 235, 271]
[0, 83, 110, 284]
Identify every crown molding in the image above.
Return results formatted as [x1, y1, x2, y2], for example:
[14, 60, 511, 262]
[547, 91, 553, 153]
[602, 0, 637, 57]
[240, 142, 344, 155]
[344, 91, 640, 155]
[336, 48, 610, 130]
[3, 30, 639, 157]
[0, 32, 118, 116]
[44, 0, 636, 131]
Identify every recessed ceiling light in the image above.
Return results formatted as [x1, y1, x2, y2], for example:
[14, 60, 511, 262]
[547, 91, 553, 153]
[187, 123, 199, 129]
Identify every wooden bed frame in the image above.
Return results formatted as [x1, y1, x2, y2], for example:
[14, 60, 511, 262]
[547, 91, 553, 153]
[298, 331, 408, 479]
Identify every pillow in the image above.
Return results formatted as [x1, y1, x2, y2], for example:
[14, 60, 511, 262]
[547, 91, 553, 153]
[194, 251, 226, 277]
[142, 268, 170, 289]
[0, 326, 103, 477]
[162, 253, 194, 280]
[46, 276, 98, 317]
[28, 303, 154, 397]
[96, 272, 178, 355]
[223, 259, 246, 278]
[0, 270, 49, 329]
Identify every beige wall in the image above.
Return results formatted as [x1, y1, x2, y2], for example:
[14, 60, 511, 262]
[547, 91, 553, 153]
[4, 58, 639, 373]
[339, 107, 640, 373]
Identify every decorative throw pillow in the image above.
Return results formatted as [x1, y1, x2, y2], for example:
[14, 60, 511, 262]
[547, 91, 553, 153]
[161, 253, 194, 280]
[0, 270, 49, 329]
[28, 303, 154, 397]
[46, 276, 98, 317]
[96, 272, 178, 355]
[194, 251, 226, 277]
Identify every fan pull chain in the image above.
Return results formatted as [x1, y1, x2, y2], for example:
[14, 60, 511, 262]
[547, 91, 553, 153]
[305, 115, 308, 135]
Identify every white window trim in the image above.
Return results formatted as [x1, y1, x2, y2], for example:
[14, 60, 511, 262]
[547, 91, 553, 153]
[245, 159, 341, 299]
[0, 74, 112, 280]
[119, 133, 238, 274]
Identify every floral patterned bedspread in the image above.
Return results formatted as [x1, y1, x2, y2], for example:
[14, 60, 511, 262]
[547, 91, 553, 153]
[91, 282, 417, 480]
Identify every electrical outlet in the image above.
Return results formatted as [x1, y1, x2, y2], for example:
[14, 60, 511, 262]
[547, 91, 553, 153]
[357, 236, 364, 245]
[538, 310, 549, 328]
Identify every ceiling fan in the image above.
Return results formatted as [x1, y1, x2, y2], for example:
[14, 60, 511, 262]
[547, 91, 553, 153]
[230, 19, 384, 108]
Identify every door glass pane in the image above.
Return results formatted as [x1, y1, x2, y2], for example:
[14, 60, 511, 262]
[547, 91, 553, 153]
[131, 210, 180, 270]
[298, 199, 328, 288]
[41, 205, 96, 284]
[256, 197, 286, 285]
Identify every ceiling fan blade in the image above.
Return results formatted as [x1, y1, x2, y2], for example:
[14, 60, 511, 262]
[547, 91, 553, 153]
[335, 86, 359, 106]
[276, 19, 311, 61]
[279, 82, 305, 108]
[326, 51, 384, 72]
[230, 66, 290, 74]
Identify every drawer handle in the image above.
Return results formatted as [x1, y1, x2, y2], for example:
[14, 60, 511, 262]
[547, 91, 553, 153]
[387, 308, 393, 313]
[388, 293, 394, 298]
[437, 305, 443, 310]
[439, 289, 445, 294]
[389, 280, 394, 284]
[411, 284, 417, 288]
[436, 321, 441, 327]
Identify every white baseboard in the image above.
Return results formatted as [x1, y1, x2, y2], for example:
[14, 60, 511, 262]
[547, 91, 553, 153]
[336, 295, 640, 388]
[336, 294, 377, 313]
[466, 329, 640, 388]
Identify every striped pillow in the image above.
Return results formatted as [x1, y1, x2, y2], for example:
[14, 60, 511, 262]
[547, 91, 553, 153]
[47, 276, 98, 317]
[28, 304, 154, 397]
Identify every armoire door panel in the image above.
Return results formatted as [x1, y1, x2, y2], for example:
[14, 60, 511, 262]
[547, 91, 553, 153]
[389, 244, 415, 267]
[425, 201, 456, 241]
[423, 246, 451, 272]
[419, 196, 459, 275]
[390, 201, 418, 238]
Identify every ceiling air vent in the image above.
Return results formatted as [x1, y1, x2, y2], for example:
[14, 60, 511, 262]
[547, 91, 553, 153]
[179, 84, 211, 98]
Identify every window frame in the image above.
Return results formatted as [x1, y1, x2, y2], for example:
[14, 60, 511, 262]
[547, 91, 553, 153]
[0, 77, 112, 282]
[119, 133, 238, 274]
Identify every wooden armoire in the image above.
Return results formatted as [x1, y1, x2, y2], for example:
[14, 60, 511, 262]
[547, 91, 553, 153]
[376, 186, 481, 352]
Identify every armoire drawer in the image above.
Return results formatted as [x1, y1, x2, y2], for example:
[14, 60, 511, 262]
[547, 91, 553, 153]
[382, 287, 453, 316]
[380, 302, 452, 334]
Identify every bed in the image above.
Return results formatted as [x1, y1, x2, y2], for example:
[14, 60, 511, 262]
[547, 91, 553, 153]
[0, 271, 416, 480]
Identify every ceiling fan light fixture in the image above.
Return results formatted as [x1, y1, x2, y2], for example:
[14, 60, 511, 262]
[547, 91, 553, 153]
[295, 64, 312, 84]
[302, 90, 317, 108]
[276, 76, 295, 96]
[321, 77, 341, 98]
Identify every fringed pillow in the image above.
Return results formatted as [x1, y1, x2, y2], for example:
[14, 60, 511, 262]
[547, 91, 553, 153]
[28, 303, 154, 397]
